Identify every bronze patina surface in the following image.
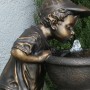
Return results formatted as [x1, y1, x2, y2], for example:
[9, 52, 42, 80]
[0, 0, 90, 90]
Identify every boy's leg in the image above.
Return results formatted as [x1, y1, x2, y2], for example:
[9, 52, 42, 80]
[26, 64, 46, 90]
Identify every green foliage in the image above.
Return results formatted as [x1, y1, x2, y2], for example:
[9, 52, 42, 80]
[34, 0, 43, 24]
[71, 0, 90, 49]
[45, 74, 57, 90]
[49, 39, 72, 50]
[74, 17, 90, 49]
[34, 0, 43, 8]
[72, 0, 90, 8]
[34, 12, 40, 24]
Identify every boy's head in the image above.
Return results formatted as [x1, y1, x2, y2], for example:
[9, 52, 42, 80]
[43, 9, 77, 41]
[48, 12, 77, 41]
[39, 0, 90, 41]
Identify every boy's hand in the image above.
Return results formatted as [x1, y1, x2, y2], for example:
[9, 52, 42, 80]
[38, 50, 52, 62]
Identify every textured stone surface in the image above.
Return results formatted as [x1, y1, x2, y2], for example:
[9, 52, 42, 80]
[0, 0, 35, 74]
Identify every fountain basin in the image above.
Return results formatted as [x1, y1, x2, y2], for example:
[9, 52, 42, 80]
[45, 49, 90, 90]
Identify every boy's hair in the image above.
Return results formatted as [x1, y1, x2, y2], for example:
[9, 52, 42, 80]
[38, 0, 73, 27]
[38, 0, 90, 27]
[39, 9, 73, 27]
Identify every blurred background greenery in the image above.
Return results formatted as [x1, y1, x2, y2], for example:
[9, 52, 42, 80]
[34, 0, 90, 89]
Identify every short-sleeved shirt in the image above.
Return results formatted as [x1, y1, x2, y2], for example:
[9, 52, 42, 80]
[0, 26, 49, 90]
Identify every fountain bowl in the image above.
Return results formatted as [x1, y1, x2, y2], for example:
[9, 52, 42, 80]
[45, 49, 90, 90]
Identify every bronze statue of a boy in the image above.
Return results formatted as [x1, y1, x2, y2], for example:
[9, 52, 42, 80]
[0, 0, 90, 90]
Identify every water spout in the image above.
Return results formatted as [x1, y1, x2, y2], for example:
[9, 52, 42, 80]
[70, 39, 83, 52]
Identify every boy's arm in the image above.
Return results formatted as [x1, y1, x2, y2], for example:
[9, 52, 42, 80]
[11, 48, 51, 63]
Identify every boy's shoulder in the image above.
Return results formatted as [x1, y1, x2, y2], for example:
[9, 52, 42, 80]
[20, 25, 40, 37]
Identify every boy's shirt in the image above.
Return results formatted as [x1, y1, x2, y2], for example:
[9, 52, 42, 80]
[0, 26, 49, 90]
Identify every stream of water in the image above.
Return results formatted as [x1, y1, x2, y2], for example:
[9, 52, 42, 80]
[70, 39, 83, 52]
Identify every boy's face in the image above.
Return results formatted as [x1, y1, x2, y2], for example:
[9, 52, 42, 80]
[48, 15, 78, 41]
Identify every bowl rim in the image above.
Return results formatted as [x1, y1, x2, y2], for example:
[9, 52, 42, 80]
[46, 49, 90, 66]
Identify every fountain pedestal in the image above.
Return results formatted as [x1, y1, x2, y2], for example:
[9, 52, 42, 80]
[45, 50, 90, 90]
